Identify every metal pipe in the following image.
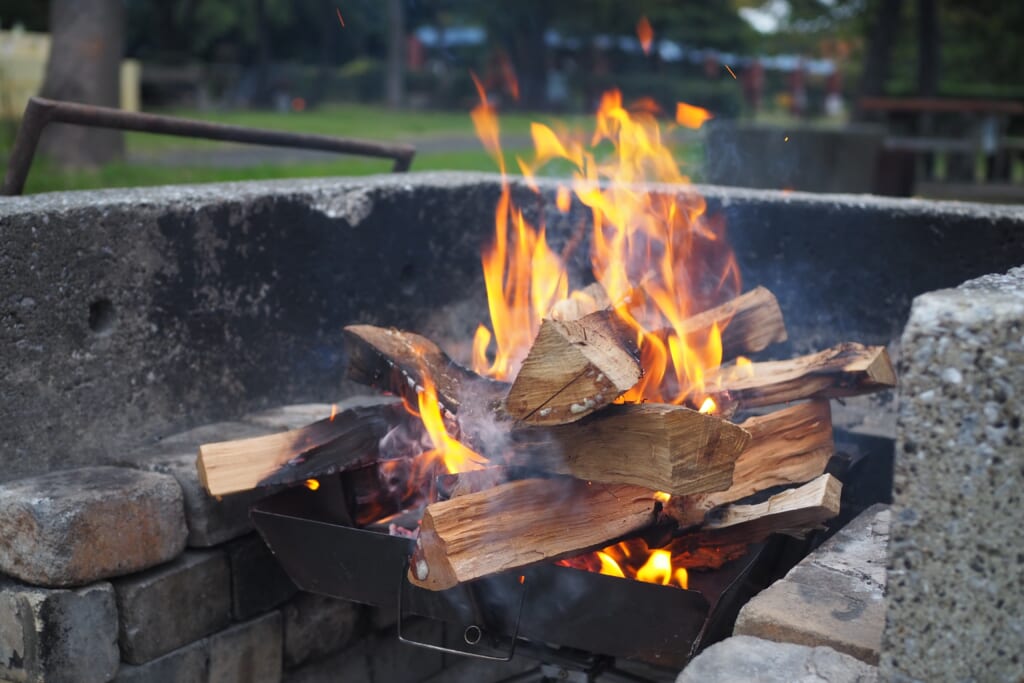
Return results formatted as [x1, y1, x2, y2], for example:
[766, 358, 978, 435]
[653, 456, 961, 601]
[2, 96, 417, 195]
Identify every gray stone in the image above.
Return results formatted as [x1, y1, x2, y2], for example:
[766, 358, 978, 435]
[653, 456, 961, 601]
[226, 534, 297, 621]
[112, 638, 209, 683]
[367, 620, 445, 683]
[282, 592, 362, 668]
[5, 173, 1024, 487]
[130, 450, 262, 547]
[0, 579, 119, 683]
[208, 611, 283, 683]
[882, 270, 1024, 683]
[677, 636, 878, 683]
[112, 549, 231, 664]
[735, 505, 889, 664]
[0, 466, 187, 586]
[244, 396, 400, 431]
[419, 655, 537, 683]
[152, 421, 281, 452]
[282, 645, 371, 683]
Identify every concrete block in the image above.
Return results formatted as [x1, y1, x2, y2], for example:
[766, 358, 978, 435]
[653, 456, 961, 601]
[883, 268, 1024, 683]
[112, 638, 209, 683]
[0, 466, 187, 586]
[208, 611, 283, 683]
[226, 534, 297, 621]
[0, 579, 119, 683]
[153, 421, 281, 451]
[735, 505, 889, 663]
[677, 635, 878, 683]
[113, 549, 231, 664]
[282, 592, 362, 668]
[282, 644, 371, 683]
[131, 450, 262, 547]
[244, 396, 398, 431]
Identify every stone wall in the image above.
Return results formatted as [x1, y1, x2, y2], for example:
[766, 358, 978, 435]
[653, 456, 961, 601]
[3, 173, 1024, 483]
[882, 267, 1024, 682]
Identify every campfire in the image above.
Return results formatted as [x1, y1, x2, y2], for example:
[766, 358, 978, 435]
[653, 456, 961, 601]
[194, 84, 895, 665]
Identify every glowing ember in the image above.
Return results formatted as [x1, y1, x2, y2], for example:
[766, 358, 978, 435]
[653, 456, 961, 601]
[675, 102, 714, 129]
[329, 404, 338, 421]
[304, 478, 320, 491]
[558, 539, 691, 589]
[636, 16, 654, 55]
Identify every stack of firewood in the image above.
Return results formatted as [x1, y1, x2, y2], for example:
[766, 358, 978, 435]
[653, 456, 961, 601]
[197, 286, 895, 592]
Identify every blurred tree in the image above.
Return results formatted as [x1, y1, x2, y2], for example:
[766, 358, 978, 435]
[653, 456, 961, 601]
[860, 0, 905, 97]
[386, 0, 405, 108]
[38, 0, 124, 167]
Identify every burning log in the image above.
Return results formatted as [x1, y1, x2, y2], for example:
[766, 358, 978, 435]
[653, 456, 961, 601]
[197, 403, 398, 497]
[684, 473, 842, 548]
[548, 282, 611, 321]
[511, 404, 752, 496]
[709, 342, 896, 409]
[436, 467, 511, 500]
[504, 310, 641, 425]
[668, 286, 787, 361]
[408, 478, 660, 591]
[344, 324, 507, 414]
[666, 401, 834, 528]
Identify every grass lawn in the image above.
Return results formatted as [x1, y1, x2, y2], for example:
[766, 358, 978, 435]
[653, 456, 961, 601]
[0, 102, 705, 194]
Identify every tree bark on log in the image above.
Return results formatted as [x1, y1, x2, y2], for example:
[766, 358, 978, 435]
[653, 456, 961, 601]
[409, 478, 660, 591]
[511, 403, 751, 496]
[504, 310, 641, 425]
[666, 401, 834, 527]
[709, 342, 896, 408]
[197, 403, 399, 496]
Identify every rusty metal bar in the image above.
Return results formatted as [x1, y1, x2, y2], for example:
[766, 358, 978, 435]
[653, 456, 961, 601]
[2, 97, 417, 195]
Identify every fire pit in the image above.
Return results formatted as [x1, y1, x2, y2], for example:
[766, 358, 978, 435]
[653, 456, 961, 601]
[3, 157, 1024, 680]
[175, 91, 908, 680]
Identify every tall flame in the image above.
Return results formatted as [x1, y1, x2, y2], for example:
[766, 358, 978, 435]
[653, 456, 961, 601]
[413, 373, 488, 474]
[471, 83, 739, 408]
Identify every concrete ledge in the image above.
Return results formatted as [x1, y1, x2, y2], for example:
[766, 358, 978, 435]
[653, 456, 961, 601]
[677, 635, 878, 683]
[735, 505, 889, 663]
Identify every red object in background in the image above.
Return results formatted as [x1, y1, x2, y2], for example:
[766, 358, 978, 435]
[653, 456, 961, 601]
[742, 60, 765, 113]
[788, 61, 807, 117]
[407, 34, 424, 71]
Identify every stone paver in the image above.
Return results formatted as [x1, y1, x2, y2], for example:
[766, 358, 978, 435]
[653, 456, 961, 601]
[0, 466, 187, 586]
[677, 635, 878, 683]
[208, 611, 283, 683]
[226, 534, 297, 620]
[112, 637, 209, 683]
[735, 505, 889, 663]
[113, 549, 231, 664]
[0, 579, 119, 683]
[282, 592, 362, 668]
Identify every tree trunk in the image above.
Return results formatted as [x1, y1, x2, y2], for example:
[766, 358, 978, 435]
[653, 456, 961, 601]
[386, 0, 405, 109]
[916, 0, 940, 96]
[38, 0, 124, 167]
[859, 0, 905, 100]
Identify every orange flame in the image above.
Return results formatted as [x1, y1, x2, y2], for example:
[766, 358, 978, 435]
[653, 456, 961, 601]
[636, 16, 654, 55]
[470, 84, 739, 408]
[414, 373, 488, 474]
[304, 478, 320, 491]
[675, 102, 713, 129]
[558, 539, 690, 589]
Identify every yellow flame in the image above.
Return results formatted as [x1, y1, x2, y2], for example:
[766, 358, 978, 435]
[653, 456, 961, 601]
[675, 102, 713, 129]
[636, 549, 673, 585]
[415, 374, 488, 474]
[698, 397, 717, 414]
[304, 479, 320, 491]
[556, 186, 572, 213]
[597, 551, 626, 578]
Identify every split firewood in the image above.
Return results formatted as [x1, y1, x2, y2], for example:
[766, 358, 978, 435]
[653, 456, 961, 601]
[666, 401, 833, 528]
[409, 478, 661, 591]
[548, 282, 612, 321]
[668, 286, 787, 361]
[344, 324, 508, 414]
[689, 473, 841, 544]
[511, 404, 751, 496]
[708, 342, 896, 409]
[504, 310, 641, 425]
[197, 403, 399, 496]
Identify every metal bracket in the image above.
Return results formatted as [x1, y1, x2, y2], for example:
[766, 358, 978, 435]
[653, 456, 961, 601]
[1, 96, 417, 195]
[396, 558, 526, 662]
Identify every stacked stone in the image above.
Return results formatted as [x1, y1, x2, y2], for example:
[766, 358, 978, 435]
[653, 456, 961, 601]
[0, 401, 471, 683]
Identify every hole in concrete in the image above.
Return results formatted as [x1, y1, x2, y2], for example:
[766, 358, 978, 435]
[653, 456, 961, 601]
[88, 298, 116, 335]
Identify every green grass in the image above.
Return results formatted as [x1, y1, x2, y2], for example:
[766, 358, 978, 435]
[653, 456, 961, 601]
[1, 102, 705, 194]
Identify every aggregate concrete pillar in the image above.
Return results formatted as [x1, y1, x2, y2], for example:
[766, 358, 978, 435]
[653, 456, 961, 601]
[882, 267, 1024, 682]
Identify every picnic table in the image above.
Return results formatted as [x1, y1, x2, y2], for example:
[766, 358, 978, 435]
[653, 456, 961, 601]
[859, 96, 1024, 185]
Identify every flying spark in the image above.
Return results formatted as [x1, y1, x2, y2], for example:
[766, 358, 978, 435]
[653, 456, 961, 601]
[336, 7, 345, 27]
[724, 64, 737, 80]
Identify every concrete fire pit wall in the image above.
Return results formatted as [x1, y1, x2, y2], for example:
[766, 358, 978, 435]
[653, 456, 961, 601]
[3, 171, 1024, 482]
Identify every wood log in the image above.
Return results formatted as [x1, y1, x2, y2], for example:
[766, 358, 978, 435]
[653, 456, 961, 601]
[504, 310, 641, 425]
[669, 285, 787, 361]
[708, 342, 896, 409]
[436, 467, 511, 500]
[548, 282, 611, 321]
[695, 473, 841, 541]
[408, 478, 660, 591]
[511, 404, 751, 496]
[344, 324, 508, 414]
[197, 403, 399, 496]
[666, 401, 833, 527]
